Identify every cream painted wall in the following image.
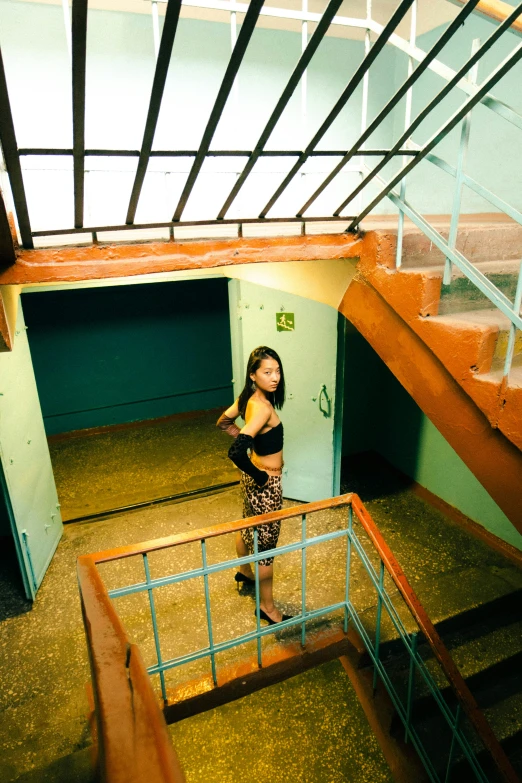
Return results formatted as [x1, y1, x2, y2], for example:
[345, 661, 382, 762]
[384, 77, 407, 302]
[0, 285, 21, 346]
[223, 257, 358, 309]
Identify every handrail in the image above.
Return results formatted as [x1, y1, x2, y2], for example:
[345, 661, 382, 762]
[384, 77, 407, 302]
[79, 492, 519, 783]
[449, 0, 522, 35]
[84, 493, 352, 564]
[77, 555, 186, 783]
[351, 495, 519, 783]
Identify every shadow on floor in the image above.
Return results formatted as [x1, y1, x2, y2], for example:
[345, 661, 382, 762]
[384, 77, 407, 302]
[0, 537, 32, 621]
[341, 450, 414, 502]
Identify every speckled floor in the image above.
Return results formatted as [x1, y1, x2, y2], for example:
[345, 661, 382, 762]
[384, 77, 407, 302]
[0, 441, 520, 782]
[168, 659, 394, 783]
[48, 409, 238, 521]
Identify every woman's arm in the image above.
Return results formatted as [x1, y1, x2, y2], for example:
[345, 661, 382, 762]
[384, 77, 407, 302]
[227, 401, 271, 486]
[216, 399, 241, 438]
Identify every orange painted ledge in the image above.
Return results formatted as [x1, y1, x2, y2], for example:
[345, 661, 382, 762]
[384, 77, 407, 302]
[163, 624, 358, 725]
[339, 276, 522, 533]
[0, 232, 365, 284]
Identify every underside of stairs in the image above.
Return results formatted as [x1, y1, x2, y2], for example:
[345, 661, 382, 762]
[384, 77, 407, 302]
[340, 218, 522, 533]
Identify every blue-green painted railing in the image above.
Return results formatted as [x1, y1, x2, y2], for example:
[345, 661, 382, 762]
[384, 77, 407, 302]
[100, 494, 517, 783]
[374, 15, 522, 380]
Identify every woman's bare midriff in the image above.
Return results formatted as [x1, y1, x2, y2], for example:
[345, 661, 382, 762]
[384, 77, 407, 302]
[252, 449, 283, 475]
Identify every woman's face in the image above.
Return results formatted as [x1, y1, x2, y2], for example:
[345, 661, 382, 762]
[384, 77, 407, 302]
[251, 357, 281, 395]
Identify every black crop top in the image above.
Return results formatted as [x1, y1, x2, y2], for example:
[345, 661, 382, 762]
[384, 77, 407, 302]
[253, 421, 284, 456]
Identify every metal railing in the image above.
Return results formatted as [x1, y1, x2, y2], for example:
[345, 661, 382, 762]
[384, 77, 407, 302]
[342, 1, 522, 380]
[78, 493, 520, 783]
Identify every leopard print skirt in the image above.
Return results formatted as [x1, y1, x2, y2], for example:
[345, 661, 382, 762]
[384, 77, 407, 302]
[240, 472, 283, 566]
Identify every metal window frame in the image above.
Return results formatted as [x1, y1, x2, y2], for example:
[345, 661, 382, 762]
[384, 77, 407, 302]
[296, 0, 482, 217]
[172, 0, 266, 221]
[0, 48, 33, 248]
[126, 0, 183, 225]
[338, 4, 522, 220]
[72, 0, 88, 229]
[257, 0, 416, 219]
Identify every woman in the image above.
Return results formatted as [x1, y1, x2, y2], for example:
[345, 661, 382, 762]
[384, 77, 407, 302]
[217, 346, 291, 625]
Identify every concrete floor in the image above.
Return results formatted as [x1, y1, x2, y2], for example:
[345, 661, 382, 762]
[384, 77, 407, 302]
[169, 659, 394, 783]
[48, 409, 237, 521]
[0, 420, 521, 782]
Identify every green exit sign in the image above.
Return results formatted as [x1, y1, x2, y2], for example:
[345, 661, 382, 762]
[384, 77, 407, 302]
[276, 313, 295, 331]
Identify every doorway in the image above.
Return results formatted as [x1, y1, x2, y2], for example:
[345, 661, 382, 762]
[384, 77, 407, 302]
[21, 277, 237, 521]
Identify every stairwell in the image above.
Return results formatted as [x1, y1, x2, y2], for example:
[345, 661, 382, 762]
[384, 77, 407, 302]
[341, 452, 522, 783]
[340, 216, 522, 533]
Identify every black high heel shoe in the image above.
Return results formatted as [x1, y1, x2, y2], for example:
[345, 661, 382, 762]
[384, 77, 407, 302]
[234, 572, 255, 586]
[256, 608, 293, 625]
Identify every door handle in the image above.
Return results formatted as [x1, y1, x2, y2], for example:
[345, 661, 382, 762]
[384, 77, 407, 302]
[318, 384, 331, 418]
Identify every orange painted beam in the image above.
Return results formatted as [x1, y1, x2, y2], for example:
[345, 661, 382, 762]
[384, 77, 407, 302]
[77, 556, 186, 783]
[340, 277, 522, 533]
[164, 625, 358, 724]
[0, 233, 363, 284]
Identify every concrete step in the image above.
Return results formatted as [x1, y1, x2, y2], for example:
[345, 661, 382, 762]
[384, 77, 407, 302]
[380, 590, 522, 780]
[438, 262, 521, 318]
[401, 259, 521, 317]
[425, 308, 522, 375]
[398, 223, 522, 269]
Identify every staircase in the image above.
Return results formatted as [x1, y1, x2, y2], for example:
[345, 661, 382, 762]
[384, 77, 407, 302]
[383, 589, 522, 781]
[341, 451, 522, 783]
[340, 216, 522, 532]
[360, 218, 522, 449]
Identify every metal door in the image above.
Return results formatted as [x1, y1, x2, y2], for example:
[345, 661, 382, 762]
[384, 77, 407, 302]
[0, 300, 63, 599]
[229, 279, 344, 502]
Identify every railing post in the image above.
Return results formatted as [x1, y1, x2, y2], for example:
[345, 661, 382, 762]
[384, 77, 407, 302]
[143, 553, 167, 702]
[444, 703, 462, 783]
[404, 630, 418, 743]
[253, 527, 262, 669]
[396, 0, 416, 269]
[373, 559, 385, 691]
[344, 505, 353, 633]
[200, 539, 217, 686]
[444, 37, 480, 286]
[503, 259, 522, 379]
[301, 513, 307, 648]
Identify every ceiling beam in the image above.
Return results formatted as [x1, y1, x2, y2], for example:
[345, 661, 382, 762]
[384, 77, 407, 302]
[126, 0, 183, 225]
[0, 232, 362, 285]
[172, 0, 265, 222]
[0, 46, 33, 249]
[0, 188, 16, 267]
[72, 0, 88, 229]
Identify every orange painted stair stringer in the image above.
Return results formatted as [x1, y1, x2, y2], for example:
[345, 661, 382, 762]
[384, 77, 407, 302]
[339, 276, 522, 533]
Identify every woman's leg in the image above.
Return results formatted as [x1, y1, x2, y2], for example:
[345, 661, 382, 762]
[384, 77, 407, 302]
[258, 563, 283, 621]
[235, 531, 255, 579]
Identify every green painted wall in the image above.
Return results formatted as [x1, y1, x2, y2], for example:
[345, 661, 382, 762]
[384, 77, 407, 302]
[22, 278, 233, 435]
[389, 13, 522, 215]
[343, 323, 522, 551]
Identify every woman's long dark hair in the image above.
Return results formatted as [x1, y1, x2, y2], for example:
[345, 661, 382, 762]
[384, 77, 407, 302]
[238, 346, 285, 419]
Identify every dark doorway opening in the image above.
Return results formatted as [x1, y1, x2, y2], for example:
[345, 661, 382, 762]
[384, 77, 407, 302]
[22, 277, 237, 521]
